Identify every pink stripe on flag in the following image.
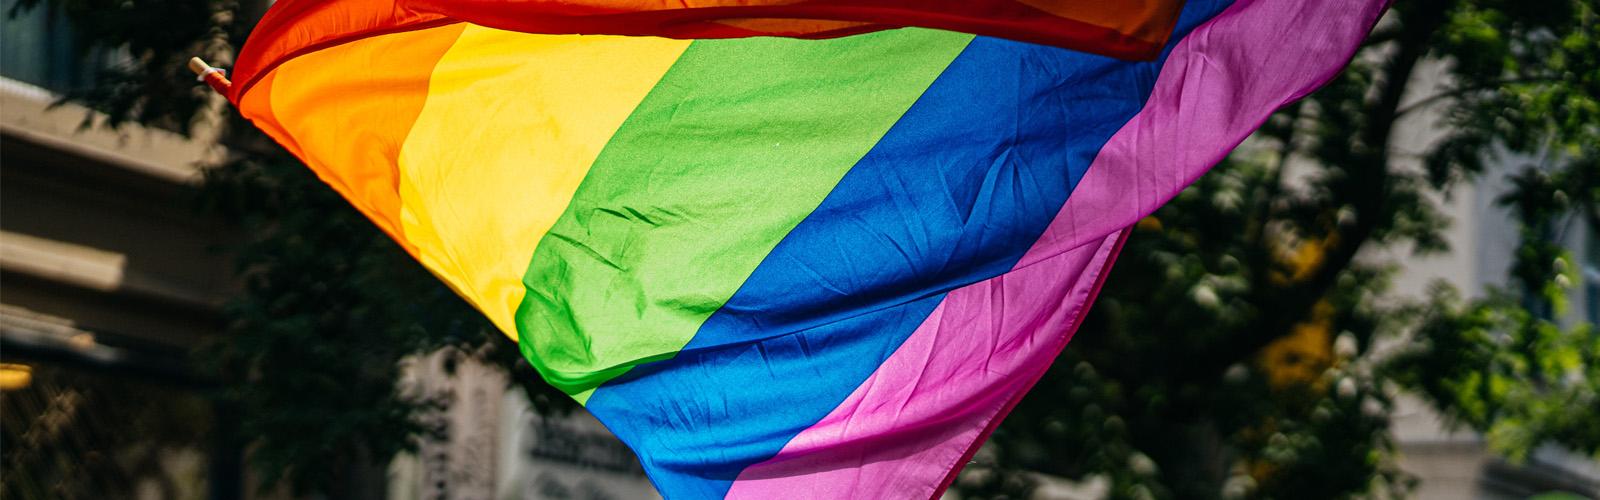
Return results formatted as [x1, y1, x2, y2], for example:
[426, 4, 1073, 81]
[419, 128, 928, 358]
[1018, 0, 1390, 269]
[725, 0, 1388, 496]
[726, 230, 1126, 500]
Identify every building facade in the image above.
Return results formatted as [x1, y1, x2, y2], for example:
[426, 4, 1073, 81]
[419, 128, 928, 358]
[1, 68, 239, 500]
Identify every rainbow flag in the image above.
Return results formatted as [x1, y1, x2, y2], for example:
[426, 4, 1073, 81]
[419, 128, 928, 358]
[226, 0, 1387, 497]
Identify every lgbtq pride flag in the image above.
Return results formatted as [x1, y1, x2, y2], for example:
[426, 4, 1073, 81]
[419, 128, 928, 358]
[225, 0, 1388, 497]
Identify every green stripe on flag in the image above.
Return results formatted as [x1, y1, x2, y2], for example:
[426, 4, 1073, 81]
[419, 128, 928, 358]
[514, 28, 972, 403]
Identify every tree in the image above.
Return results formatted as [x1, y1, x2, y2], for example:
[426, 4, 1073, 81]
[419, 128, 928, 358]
[965, 1, 1599, 499]
[1388, 0, 1600, 464]
[17, 0, 1598, 497]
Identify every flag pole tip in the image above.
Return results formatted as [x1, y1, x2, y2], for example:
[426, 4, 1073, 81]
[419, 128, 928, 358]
[188, 57, 212, 76]
[189, 57, 232, 97]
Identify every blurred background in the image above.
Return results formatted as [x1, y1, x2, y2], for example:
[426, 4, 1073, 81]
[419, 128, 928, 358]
[0, 0, 1595, 499]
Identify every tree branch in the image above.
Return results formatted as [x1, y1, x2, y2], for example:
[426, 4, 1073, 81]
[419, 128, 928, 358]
[1361, 26, 1403, 48]
[1395, 76, 1569, 118]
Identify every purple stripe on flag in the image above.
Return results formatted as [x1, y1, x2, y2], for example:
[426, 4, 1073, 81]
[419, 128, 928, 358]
[725, 229, 1125, 500]
[1016, 0, 1390, 269]
[724, 0, 1389, 496]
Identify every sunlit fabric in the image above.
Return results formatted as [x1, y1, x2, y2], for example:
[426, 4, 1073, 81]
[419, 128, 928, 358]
[226, 0, 1389, 496]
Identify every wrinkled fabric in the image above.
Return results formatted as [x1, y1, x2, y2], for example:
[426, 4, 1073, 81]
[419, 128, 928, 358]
[228, 0, 1389, 496]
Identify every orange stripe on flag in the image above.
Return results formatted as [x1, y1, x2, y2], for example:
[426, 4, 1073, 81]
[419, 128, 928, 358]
[238, 24, 468, 257]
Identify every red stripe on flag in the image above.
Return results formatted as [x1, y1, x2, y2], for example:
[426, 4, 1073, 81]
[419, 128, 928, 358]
[231, 0, 1184, 103]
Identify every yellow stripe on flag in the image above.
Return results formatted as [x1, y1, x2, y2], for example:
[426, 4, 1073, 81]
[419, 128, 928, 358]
[397, 28, 691, 340]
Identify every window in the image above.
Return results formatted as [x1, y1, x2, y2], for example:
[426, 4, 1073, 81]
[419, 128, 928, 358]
[0, 0, 119, 94]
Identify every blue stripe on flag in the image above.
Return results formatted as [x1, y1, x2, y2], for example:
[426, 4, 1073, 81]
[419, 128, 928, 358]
[587, 0, 1233, 497]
